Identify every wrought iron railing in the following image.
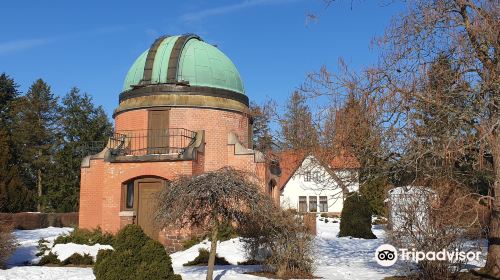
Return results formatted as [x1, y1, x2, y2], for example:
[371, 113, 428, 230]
[80, 141, 107, 156]
[108, 128, 197, 156]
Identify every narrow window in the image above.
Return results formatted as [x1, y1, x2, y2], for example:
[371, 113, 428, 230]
[309, 196, 318, 212]
[298, 196, 307, 212]
[126, 182, 134, 209]
[313, 171, 320, 181]
[304, 172, 311, 182]
[319, 196, 328, 212]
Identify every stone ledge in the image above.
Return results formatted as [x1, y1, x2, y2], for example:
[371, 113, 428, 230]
[118, 211, 135, 217]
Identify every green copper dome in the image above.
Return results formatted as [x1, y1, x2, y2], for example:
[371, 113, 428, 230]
[122, 35, 245, 95]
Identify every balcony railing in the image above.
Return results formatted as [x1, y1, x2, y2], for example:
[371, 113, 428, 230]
[108, 128, 197, 157]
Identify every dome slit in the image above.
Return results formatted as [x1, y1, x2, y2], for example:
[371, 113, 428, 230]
[142, 36, 169, 85]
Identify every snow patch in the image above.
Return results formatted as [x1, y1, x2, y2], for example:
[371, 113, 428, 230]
[0, 266, 95, 280]
[170, 238, 248, 267]
[50, 243, 113, 262]
[7, 227, 73, 266]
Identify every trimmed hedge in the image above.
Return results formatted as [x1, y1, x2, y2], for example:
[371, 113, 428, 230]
[54, 227, 114, 246]
[339, 193, 376, 239]
[94, 224, 181, 280]
[38, 252, 61, 265]
[183, 248, 230, 266]
[39, 252, 94, 266]
[62, 253, 93, 265]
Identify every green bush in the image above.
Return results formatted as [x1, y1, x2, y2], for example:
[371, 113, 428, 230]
[54, 227, 114, 246]
[62, 253, 94, 266]
[136, 240, 179, 279]
[183, 248, 230, 266]
[38, 252, 61, 265]
[206, 222, 237, 242]
[360, 177, 387, 216]
[238, 259, 262, 265]
[182, 236, 203, 249]
[339, 193, 376, 239]
[113, 224, 149, 252]
[94, 224, 181, 280]
[94, 249, 113, 268]
[94, 250, 138, 280]
[217, 222, 238, 242]
[36, 238, 50, 257]
[320, 213, 328, 218]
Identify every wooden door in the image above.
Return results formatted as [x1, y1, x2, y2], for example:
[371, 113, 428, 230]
[136, 180, 165, 240]
[147, 110, 169, 154]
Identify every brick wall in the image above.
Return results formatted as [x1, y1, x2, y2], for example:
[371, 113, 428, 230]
[79, 159, 104, 229]
[80, 106, 272, 244]
[115, 107, 250, 171]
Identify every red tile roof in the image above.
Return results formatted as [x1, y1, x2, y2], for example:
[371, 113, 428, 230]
[276, 149, 360, 191]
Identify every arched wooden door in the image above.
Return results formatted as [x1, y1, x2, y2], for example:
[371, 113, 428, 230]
[135, 178, 166, 240]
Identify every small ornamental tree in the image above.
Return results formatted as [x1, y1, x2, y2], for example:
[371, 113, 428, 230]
[339, 193, 376, 239]
[155, 167, 267, 280]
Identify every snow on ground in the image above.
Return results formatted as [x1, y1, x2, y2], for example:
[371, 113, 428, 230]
[314, 219, 399, 280]
[6, 227, 73, 267]
[170, 237, 264, 280]
[1, 218, 488, 280]
[0, 267, 94, 280]
[51, 243, 113, 262]
[169, 218, 400, 280]
[0, 227, 96, 280]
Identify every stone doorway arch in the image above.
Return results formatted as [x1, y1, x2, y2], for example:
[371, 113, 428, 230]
[122, 176, 168, 240]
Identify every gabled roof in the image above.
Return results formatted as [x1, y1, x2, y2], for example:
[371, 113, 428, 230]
[276, 149, 360, 191]
[329, 150, 361, 169]
[276, 150, 305, 191]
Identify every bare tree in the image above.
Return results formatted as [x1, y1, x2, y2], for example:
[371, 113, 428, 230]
[371, 1, 499, 276]
[240, 203, 315, 278]
[303, 0, 498, 276]
[155, 167, 269, 280]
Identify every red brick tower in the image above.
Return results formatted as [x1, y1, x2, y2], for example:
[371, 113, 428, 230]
[79, 34, 279, 249]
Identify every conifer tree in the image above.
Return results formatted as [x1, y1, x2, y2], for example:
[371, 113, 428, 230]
[11, 79, 60, 212]
[0, 73, 34, 212]
[0, 73, 19, 123]
[0, 127, 34, 212]
[45, 88, 112, 212]
[280, 91, 318, 150]
[250, 102, 273, 152]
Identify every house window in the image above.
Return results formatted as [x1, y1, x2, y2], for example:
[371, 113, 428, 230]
[304, 172, 312, 182]
[309, 196, 318, 212]
[298, 196, 307, 212]
[305, 171, 320, 182]
[125, 182, 134, 209]
[319, 196, 328, 212]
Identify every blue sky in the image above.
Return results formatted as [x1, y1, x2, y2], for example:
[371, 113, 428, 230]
[0, 0, 404, 117]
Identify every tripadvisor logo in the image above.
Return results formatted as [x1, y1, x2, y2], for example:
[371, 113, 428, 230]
[374, 244, 482, 267]
[375, 244, 398, 267]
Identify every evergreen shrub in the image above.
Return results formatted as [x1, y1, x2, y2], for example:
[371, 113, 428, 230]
[339, 193, 376, 239]
[93, 224, 181, 280]
[183, 248, 230, 266]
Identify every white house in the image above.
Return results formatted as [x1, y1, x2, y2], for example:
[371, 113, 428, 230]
[278, 151, 360, 214]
